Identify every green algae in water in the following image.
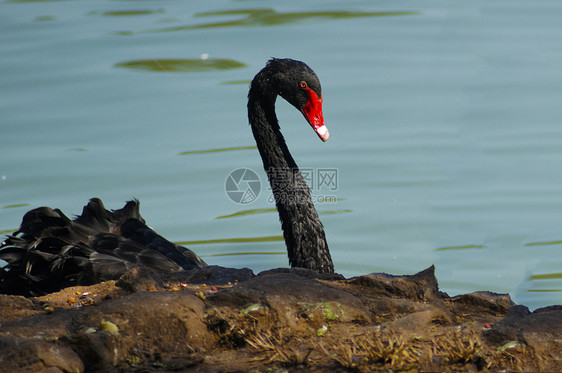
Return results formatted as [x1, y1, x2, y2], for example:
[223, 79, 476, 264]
[319, 209, 352, 216]
[216, 208, 350, 219]
[524, 240, 562, 247]
[114, 58, 246, 73]
[530, 272, 562, 280]
[435, 244, 486, 251]
[90, 9, 165, 17]
[2, 203, 31, 209]
[141, 9, 420, 33]
[221, 80, 252, 85]
[175, 235, 283, 246]
[216, 208, 277, 219]
[208, 252, 285, 257]
[179, 146, 256, 155]
[6, 0, 64, 2]
[34, 16, 56, 21]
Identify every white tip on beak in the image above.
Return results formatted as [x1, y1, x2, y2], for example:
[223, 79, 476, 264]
[316, 124, 330, 142]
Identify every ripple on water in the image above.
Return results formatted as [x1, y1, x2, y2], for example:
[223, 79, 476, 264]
[435, 244, 486, 251]
[114, 58, 247, 73]
[530, 273, 562, 280]
[176, 235, 284, 246]
[119, 9, 419, 34]
[221, 80, 252, 85]
[179, 146, 257, 155]
[89, 9, 165, 17]
[215, 208, 351, 219]
[34, 16, 56, 21]
[6, 0, 62, 3]
[2, 203, 31, 209]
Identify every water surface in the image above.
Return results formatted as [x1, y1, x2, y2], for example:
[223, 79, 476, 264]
[1, 0, 562, 310]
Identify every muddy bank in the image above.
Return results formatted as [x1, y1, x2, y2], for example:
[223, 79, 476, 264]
[0, 265, 560, 372]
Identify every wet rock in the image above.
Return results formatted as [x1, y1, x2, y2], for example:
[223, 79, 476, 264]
[485, 305, 562, 346]
[484, 305, 562, 371]
[163, 265, 256, 285]
[207, 271, 370, 328]
[258, 266, 345, 281]
[348, 265, 440, 301]
[450, 291, 515, 315]
[0, 265, 559, 372]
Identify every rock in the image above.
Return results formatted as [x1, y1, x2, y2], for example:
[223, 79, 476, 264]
[0, 294, 41, 321]
[451, 291, 515, 315]
[0, 337, 84, 373]
[0, 265, 559, 372]
[485, 305, 562, 346]
[164, 265, 256, 285]
[390, 309, 443, 332]
[258, 267, 345, 281]
[348, 265, 440, 301]
[116, 266, 165, 293]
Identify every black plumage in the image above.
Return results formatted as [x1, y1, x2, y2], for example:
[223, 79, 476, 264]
[248, 58, 334, 273]
[0, 198, 206, 296]
[0, 58, 334, 296]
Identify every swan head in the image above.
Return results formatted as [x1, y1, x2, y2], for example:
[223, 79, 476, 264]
[258, 58, 330, 142]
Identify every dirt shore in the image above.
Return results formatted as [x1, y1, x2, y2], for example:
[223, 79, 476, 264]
[0, 265, 560, 372]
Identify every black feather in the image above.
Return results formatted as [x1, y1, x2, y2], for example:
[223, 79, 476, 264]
[0, 198, 206, 296]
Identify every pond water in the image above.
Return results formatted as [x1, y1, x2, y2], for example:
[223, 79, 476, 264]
[1, 0, 561, 310]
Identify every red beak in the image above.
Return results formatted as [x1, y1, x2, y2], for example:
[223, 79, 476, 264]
[300, 87, 330, 142]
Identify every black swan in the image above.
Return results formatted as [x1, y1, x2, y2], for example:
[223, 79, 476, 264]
[0, 58, 333, 296]
[248, 58, 333, 273]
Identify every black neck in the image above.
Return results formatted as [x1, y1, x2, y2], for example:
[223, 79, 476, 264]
[248, 93, 334, 273]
